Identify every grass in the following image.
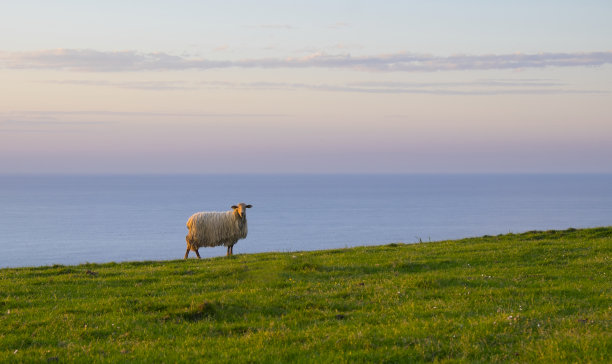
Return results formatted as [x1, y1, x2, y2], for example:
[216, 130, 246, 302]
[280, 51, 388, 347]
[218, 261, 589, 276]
[0, 227, 610, 363]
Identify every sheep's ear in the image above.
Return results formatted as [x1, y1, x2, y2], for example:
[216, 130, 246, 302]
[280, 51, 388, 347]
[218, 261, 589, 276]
[246, 204, 252, 208]
[231, 205, 238, 209]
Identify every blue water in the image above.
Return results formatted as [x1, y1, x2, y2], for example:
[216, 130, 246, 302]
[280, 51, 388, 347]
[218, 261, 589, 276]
[1, 174, 611, 268]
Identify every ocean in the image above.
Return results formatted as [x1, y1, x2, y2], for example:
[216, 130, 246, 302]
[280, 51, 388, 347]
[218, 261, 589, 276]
[1, 174, 611, 268]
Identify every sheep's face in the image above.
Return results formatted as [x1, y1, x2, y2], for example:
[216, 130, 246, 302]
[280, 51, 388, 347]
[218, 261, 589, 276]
[231, 203, 252, 219]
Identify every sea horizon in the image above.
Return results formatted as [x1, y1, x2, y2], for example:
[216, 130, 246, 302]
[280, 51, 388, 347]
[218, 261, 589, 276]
[3, 172, 612, 177]
[2, 173, 611, 268]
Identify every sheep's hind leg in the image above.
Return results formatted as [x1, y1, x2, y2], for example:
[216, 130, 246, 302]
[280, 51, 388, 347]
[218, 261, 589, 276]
[194, 248, 201, 259]
[230, 245, 234, 256]
[184, 246, 190, 259]
[226, 246, 231, 256]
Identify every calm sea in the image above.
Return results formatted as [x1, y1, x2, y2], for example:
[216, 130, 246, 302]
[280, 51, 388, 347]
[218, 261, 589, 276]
[1, 174, 611, 268]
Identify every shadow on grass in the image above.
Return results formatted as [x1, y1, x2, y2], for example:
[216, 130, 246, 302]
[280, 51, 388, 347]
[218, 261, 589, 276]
[322, 259, 464, 276]
[519, 227, 612, 240]
[179, 300, 217, 322]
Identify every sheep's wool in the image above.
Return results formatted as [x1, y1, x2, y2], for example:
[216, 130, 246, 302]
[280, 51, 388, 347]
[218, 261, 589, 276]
[186, 211, 248, 248]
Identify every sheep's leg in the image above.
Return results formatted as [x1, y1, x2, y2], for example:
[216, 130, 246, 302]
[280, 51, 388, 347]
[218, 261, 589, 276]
[185, 236, 192, 259]
[226, 246, 231, 256]
[230, 245, 234, 256]
[194, 248, 201, 259]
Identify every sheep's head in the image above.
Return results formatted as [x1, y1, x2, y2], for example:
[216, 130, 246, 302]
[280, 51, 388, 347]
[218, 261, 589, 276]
[231, 203, 252, 219]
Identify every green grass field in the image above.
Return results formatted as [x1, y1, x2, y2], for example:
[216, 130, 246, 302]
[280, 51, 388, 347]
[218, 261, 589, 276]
[1, 227, 610, 363]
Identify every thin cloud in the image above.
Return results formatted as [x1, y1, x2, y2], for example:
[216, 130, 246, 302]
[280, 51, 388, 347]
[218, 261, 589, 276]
[213, 45, 230, 52]
[0, 49, 230, 72]
[332, 43, 363, 50]
[197, 80, 606, 95]
[1, 49, 612, 72]
[39, 78, 606, 95]
[247, 24, 296, 30]
[0, 110, 291, 133]
[347, 79, 565, 88]
[4, 110, 290, 118]
[328, 22, 350, 29]
[0, 112, 113, 133]
[0, 112, 111, 125]
[43, 79, 195, 91]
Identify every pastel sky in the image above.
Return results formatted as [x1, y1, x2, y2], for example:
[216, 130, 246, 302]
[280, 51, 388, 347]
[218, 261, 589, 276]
[1, 1, 611, 174]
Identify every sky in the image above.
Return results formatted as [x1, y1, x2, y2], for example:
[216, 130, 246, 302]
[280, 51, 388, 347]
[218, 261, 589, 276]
[1, 0, 611, 174]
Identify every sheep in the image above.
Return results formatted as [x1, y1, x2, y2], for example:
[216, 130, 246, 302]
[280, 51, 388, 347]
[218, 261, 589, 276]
[185, 203, 252, 258]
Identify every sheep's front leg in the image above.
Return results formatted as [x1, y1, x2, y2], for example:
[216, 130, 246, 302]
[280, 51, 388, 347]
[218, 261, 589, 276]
[230, 245, 234, 256]
[184, 247, 190, 259]
[226, 246, 231, 256]
[194, 248, 201, 259]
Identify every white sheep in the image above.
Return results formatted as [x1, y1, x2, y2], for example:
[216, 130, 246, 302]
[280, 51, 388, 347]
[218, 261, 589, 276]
[185, 203, 252, 258]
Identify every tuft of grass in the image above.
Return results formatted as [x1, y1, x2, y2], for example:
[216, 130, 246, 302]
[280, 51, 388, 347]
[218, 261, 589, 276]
[285, 255, 322, 272]
[0, 227, 610, 362]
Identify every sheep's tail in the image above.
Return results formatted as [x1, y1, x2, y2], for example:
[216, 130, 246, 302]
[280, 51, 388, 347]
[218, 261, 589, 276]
[186, 215, 195, 229]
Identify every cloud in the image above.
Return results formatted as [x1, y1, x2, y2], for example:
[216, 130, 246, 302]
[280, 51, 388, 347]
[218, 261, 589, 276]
[43, 79, 196, 91]
[347, 79, 565, 88]
[196, 79, 606, 95]
[2, 110, 289, 119]
[40, 78, 606, 95]
[247, 24, 296, 30]
[328, 22, 350, 29]
[0, 112, 114, 133]
[213, 45, 230, 52]
[1, 49, 612, 72]
[0, 110, 291, 133]
[204, 80, 605, 95]
[0, 49, 230, 72]
[280, 51, 612, 72]
[331, 43, 362, 50]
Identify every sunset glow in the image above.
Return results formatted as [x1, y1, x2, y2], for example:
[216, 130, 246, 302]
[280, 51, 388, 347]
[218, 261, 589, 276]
[1, 1, 611, 173]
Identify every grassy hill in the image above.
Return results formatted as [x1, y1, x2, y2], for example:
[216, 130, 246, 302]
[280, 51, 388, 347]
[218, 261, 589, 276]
[1, 227, 610, 363]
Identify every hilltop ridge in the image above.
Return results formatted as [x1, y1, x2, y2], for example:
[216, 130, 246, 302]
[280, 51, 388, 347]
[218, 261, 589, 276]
[1, 227, 610, 362]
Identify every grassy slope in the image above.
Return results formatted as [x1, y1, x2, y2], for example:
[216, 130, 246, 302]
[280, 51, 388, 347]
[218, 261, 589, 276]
[0, 227, 610, 363]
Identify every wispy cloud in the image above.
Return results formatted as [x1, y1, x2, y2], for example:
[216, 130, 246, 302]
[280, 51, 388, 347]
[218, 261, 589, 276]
[0, 49, 231, 72]
[194, 80, 605, 95]
[2, 49, 612, 72]
[213, 45, 230, 52]
[40, 78, 606, 95]
[0, 112, 114, 133]
[331, 43, 362, 50]
[328, 22, 350, 29]
[0, 110, 291, 133]
[347, 79, 565, 88]
[247, 24, 296, 30]
[43, 79, 196, 91]
[2, 110, 289, 119]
